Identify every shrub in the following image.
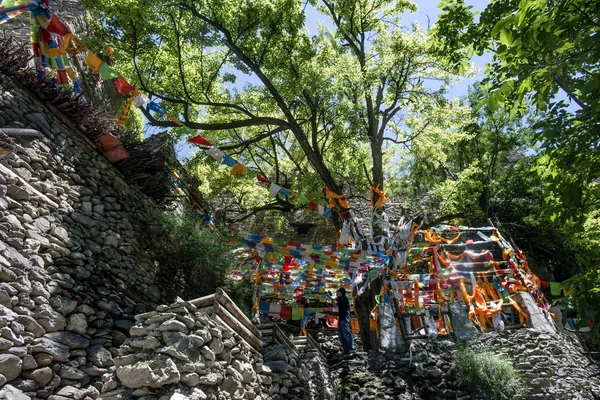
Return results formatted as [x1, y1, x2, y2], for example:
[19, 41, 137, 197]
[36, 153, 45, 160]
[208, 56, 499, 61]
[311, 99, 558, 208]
[141, 204, 232, 301]
[455, 347, 525, 400]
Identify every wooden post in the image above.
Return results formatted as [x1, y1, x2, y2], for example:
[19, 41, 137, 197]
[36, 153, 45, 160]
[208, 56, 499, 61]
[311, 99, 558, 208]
[215, 288, 262, 339]
[213, 303, 262, 351]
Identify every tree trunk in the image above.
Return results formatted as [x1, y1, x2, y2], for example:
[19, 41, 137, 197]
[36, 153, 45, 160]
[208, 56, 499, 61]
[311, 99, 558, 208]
[355, 277, 381, 352]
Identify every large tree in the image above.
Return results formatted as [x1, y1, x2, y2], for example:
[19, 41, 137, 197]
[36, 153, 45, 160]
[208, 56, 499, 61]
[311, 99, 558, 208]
[80, 0, 456, 229]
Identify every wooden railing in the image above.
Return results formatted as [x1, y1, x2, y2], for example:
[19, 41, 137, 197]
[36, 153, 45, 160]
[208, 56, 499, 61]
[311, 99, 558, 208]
[188, 288, 263, 353]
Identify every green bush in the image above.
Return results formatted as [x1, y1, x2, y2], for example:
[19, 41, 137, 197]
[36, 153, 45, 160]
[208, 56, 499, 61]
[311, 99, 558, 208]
[141, 204, 232, 301]
[455, 347, 525, 400]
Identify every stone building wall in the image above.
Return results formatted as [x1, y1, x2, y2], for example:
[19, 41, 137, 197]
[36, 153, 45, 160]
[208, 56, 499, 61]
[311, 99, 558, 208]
[0, 74, 167, 398]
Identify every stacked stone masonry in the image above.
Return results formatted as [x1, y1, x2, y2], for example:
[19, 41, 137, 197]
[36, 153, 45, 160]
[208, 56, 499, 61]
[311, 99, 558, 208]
[0, 74, 165, 398]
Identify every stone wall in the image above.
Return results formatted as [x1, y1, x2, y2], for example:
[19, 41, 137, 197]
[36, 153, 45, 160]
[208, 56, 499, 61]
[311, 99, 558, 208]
[0, 74, 167, 398]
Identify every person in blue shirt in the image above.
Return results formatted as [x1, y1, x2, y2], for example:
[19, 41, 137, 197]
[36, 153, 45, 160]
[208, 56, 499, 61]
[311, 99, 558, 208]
[329, 287, 355, 357]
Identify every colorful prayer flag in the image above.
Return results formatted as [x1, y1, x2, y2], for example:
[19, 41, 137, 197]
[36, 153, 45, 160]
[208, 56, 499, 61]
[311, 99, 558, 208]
[188, 135, 211, 146]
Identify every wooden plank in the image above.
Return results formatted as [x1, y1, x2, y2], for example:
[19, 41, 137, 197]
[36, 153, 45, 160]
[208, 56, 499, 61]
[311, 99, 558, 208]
[214, 303, 262, 351]
[189, 294, 215, 308]
[215, 288, 262, 339]
[273, 324, 298, 355]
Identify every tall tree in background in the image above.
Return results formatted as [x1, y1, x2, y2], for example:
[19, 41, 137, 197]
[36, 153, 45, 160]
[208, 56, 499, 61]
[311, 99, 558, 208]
[80, 0, 457, 230]
[432, 0, 599, 224]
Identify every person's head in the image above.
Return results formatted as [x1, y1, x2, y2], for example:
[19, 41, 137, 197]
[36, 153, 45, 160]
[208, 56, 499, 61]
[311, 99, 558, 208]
[337, 287, 346, 297]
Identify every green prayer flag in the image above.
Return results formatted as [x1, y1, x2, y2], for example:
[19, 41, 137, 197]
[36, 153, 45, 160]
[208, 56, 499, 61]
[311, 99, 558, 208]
[549, 282, 562, 296]
[98, 63, 119, 80]
[297, 194, 310, 205]
[292, 307, 300, 320]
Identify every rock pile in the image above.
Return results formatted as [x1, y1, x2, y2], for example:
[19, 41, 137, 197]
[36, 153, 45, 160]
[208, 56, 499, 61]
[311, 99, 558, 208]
[260, 343, 312, 400]
[101, 297, 269, 400]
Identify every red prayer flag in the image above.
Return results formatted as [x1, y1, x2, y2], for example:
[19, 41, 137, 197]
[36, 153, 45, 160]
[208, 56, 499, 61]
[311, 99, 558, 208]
[326, 315, 338, 328]
[280, 306, 292, 320]
[115, 77, 135, 95]
[188, 135, 212, 146]
[45, 16, 70, 36]
[308, 202, 318, 210]
[257, 175, 271, 184]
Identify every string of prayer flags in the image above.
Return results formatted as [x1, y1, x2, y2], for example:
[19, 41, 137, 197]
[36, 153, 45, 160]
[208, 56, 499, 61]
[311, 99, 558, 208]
[117, 93, 135, 125]
[371, 184, 387, 208]
[207, 147, 225, 162]
[231, 163, 249, 175]
[0, 0, 34, 25]
[85, 52, 103, 74]
[325, 186, 350, 209]
[132, 92, 150, 108]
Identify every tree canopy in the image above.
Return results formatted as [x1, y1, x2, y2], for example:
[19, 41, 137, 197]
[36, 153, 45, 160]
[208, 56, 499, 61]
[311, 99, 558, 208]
[80, 0, 461, 228]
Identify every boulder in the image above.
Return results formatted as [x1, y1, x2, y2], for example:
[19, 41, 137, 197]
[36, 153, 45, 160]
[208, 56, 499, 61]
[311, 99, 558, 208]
[116, 355, 180, 389]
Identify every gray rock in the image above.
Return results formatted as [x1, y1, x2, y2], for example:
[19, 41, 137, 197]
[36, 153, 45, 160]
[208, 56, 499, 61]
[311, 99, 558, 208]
[31, 337, 70, 362]
[116, 355, 180, 389]
[159, 334, 201, 363]
[220, 376, 245, 399]
[14, 315, 46, 338]
[113, 319, 134, 332]
[198, 372, 222, 385]
[0, 354, 22, 382]
[66, 313, 88, 335]
[264, 361, 288, 374]
[57, 363, 84, 379]
[449, 302, 480, 341]
[180, 372, 201, 387]
[6, 184, 29, 201]
[55, 386, 87, 400]
[44, 331, 89, 349]
[158, 319, 188, 333]
[87, 345, 113, 367]
[0, 385, 29, 400]
[34, 304, 67, 332]
[30, 367, 53, 387]
[0, 266, 16, 282]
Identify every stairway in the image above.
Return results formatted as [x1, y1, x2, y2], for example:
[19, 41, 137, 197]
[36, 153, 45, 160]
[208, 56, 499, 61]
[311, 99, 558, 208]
[257, 323, 326, 359]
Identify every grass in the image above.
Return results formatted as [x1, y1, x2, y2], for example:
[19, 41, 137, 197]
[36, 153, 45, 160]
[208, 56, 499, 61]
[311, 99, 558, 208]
[454, 347, 525, 400]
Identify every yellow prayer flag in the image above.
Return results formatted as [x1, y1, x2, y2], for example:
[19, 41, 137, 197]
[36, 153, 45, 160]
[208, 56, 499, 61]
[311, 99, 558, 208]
[85, 52, 103, 74]
[230, 162, 249, 175]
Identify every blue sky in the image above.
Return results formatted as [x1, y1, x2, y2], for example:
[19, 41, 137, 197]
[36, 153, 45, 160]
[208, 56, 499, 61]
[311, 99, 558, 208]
[150, 0, 491, 158]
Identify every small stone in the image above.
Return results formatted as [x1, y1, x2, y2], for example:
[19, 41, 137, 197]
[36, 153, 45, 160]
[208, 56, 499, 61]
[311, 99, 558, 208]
[66, 313, 88, 335]
[158, 319, 188, 333]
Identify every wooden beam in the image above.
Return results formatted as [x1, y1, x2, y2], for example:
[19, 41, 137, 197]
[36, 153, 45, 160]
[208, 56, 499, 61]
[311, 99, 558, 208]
[215, 288, 262, 339]
[189, 294, 215, 308]
[214, 303, 262, 351]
